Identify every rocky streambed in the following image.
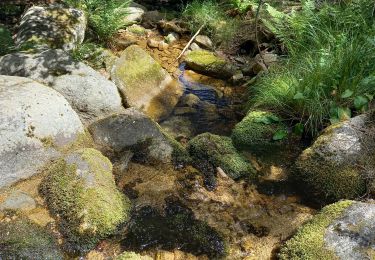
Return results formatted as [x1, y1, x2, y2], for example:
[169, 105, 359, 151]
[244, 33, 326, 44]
[0, 2, 374, 260]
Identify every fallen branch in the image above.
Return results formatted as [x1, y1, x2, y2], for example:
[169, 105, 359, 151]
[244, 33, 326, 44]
[176, 24, 205, 61]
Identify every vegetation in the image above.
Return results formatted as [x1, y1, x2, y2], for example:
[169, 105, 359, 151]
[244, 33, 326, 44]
[182, 0, 240, 46]
[251, 0, 375, 136]
[279, 200, 353, 259]
[63, 0, 130, 42]
[0, 25, 14, 55]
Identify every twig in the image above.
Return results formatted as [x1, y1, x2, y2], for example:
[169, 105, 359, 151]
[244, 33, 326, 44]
[176, 24, 205, 61]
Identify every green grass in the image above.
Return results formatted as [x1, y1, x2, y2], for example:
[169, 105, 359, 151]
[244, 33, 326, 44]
[63, 0, 130, 42]
[250, 0, 375, 136]
[182, 0, 240, 47]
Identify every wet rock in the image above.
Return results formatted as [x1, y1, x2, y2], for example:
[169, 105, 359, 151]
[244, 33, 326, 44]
[0, 191, 36, 211]
[0, 49, 125, 125]
[121, 200, 226, 258]
[160, 116, 194, 139]
[180, 93, 200, 107]
[279, 200, 375, 260]
[158, 41, 169, 51]
[16, 5, 86, 51]
[111, 45, 182, 121]
[295, 113, 375, 203]
[0, 76, 84, 189]
[231, 110, 287, 152]
[194, 35, 213, 49]
[40, 148, 131, 253]
[122, 7, 144, 26]
[183, 50, 236, 79]
[188, 133, 256, 179]
[147, 38, 160, 48]
[0, 213, 63, 259]
[88, 108, 189, 164]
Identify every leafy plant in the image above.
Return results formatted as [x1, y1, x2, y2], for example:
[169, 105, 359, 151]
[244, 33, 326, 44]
[63, 0, 130, 42]
[0, 25, 14, 55]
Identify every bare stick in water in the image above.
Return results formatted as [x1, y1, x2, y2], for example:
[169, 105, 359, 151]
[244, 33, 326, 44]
[176, 24, 205, 61]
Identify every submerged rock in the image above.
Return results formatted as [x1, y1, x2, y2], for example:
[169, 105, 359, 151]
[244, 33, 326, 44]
[16, 5, 86, 51]
[40, 148, 131, 253]
[0, 213, 63, 259]
[231, 110, 287, 152]
[0, 76, 84, 189]
[295, 113, 375, 203]
[183, 50, 236, 79]
[111, 45, 182, 121]
[88, 108, 189, 164]
[0, 49, 124, 125]
[188, 133, 256, 179]
[279, 200, 375, 260]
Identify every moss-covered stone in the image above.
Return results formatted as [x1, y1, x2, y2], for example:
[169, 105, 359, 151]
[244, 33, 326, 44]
[294, 114, 374, 203]
[279, 200, 353, 260]
[40, 148, 131, 253]
[231, 110, 288, 151]
[0, 213, 63, 259]
[16, 6, 86, 51]
[111, 45, 182, 121]
[184, 50, 236, 79]
[188, 133, 256, 179]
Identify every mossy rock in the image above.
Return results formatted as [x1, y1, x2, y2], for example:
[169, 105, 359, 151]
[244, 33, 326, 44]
[111, 45, 182, 121]
[40, 148, 131, 253]
[295, 114, 374, 204]
[231, 110, 288, 152]
[0, 213, 63, 259]
[279, 200, 375, 259]
[0, 25, 14, 56]
[188, 133, 256, 179]
[16, 6, 86, 51]
[184, 50, 236, 79]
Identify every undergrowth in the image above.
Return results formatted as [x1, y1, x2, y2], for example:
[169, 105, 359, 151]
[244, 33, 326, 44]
[250, 0, 375, 136]
[63, 0, 130, 42]
[182, 0, 240, 47]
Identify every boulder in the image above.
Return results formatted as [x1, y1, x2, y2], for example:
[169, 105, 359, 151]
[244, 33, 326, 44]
[279, 200, 375, 260]
[295, 113, 375, 203]
[0, 49, 124, 125]
[183, 50, 236, 79]
[16, 5, 86, 51]
[188, 133, 256, 179]
[194, 35, 213, 49]
[231, 110, 287, 151]
[122, 7, 145, 25]
[88, 108, 189, 164]
[111, 45, 182, 121]
[40, 148, 131, 253]
[0, 76, 84, 189]
[0, 214, 63, 259]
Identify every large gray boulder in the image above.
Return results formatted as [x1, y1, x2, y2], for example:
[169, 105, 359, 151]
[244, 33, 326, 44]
[16, 5, 86, 51]
[88, 108, 189, 164]
[295, 113, 375, 203]
[0, 49, 124, 125]
[111, 45, 182, 121]
[279, 200, 375, 260]
[122, 7, 145, 25]
[0, 76, 84, 188]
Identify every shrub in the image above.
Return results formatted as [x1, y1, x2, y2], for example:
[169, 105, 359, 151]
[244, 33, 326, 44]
[182, 0, 240, 46]
[0, 25, 14, 55]
[63, 0, 130, 42]
[251, 0, 375, 136]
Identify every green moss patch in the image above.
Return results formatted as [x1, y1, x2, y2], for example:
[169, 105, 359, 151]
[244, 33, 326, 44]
[40, 148, 131, 253]
[188, 133, 256, 179]
[231, 110, 287, 151]
[279, 200, 353, 260]
[0, 213, 63, 259]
